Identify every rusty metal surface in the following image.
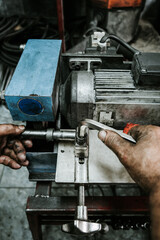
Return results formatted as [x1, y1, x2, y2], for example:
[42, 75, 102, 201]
[26, 196, 149, 213]
[56, 0, 66, 52]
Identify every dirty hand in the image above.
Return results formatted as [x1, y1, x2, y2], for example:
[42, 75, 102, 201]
[0, 124, 32, 169]
[98, 125, 160, 240]
[98, 125, 160, 193]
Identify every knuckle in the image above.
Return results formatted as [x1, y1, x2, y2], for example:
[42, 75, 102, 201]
[7, 139, 15, 145]
[118, 151, 130, 166]
[4, 156, 11, 166]
[4, 125, 13, 133]
[3, 148, 11, 155]
[107, 132, 118, 146]
[144, 125, 160, 138]
[14, 142, 24, 152]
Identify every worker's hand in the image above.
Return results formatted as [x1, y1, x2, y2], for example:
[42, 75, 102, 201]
[0, 124, 32, 169]
[98, 125, 160, 193]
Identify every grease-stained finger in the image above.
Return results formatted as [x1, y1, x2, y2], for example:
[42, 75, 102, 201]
[3, 147, 29, 166]
[0, 124, 25, 136]
[3, 148, 18, 161]
[7, 139, 33, 149]
[12, 140, 26, 162]
[21, 160, 29, 166]
[6, 139, 16, 148]
[22, 140, 33, 148]
[0, 137, 7, 152]
[0, 155, 21, 169]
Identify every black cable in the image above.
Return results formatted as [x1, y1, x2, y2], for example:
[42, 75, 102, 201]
[41, 24, 49, 39]
[0, 50, 19, 64]
[0, 17, 59, 69]
[3, 41, 20, 49]
[100, 34, 139, 55]
[5, 20, 35, 38]
[110, 185, 117, 197]
[0, 19, 20, 40]
[0, 18, 6, 27]
[97, 184, 105, 196]
[2, 42, 23, 53]
[0, 56, 17, 67]
[0, 19, 12, 32]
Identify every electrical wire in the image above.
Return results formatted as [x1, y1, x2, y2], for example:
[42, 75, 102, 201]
[100, 34, 139, 55]
[0, 19, 20, 40]
[0, 19, 13, 32]
[0, 17, 59, 67]
[97, 184, 105, 196]
[0, 18, 6, 27]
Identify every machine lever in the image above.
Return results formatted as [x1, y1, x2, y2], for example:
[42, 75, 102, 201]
[62, 185, 109, 236]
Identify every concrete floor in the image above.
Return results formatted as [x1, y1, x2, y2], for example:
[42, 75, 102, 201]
[0, 165, 150, 240]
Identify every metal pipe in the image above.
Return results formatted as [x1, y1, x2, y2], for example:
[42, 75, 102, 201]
[56, 0, 66, 52]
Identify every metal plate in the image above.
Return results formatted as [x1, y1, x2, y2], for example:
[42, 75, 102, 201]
[27, 152, 57, 181]
[55, 142, 75, 183]
[55, 130, 134, 184]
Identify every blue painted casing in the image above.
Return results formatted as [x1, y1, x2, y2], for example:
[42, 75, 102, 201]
[5, 39, 62, 121]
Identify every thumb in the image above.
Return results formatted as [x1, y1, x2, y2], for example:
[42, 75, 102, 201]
[98, 130, 134, 167]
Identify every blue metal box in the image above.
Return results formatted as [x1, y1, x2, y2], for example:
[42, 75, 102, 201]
[5, 39, 62, 121]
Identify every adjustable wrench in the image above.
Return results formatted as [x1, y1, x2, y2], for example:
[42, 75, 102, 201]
[81, 119, 136, 144]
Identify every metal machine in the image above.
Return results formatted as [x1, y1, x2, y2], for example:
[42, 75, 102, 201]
[1, 32, 160, 238]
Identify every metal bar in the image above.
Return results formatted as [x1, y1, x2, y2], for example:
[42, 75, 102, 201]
[35, 182, 52, 197]
[22, 130, 47, 140]
[26, 213, 42, 240]
[26, 196, 149, 214]
[53, 130, 75, 141]
[56, 0, 66, 52]
[78, 185, 85, 206]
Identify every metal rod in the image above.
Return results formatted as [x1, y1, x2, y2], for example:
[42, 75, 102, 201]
[22, 130, 47, 140]
[78, 185, 85, 206]
[21, 129, 75, 141]
[56, 0, 66, 52]
[53, 130, 75, 141]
